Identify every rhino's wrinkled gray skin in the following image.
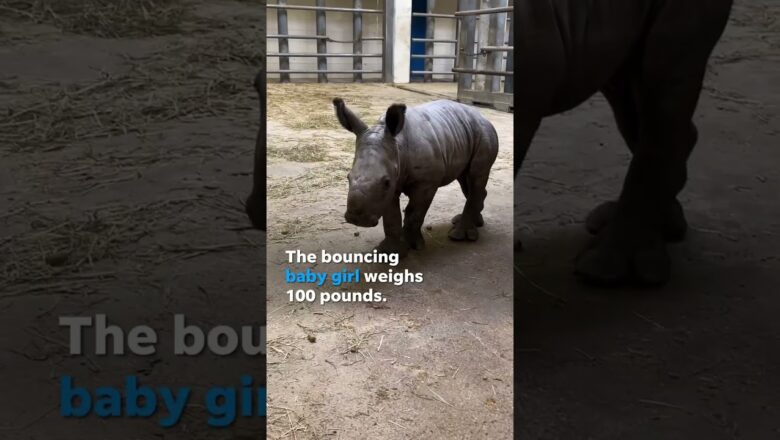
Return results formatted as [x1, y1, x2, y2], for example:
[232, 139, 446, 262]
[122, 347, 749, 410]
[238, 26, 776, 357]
[514, 0, 734, 285]
[245, 71, 266, 231]
[334, 99, 498, 256]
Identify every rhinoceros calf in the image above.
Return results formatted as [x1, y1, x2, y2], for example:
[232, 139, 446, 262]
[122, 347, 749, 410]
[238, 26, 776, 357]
[514, 0, 734, 285]
[334, 99, 499, 256]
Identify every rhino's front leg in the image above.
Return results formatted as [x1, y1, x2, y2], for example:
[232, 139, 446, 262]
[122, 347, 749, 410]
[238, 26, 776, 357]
[576, 91, 700, 285]
[376, 195, 409, 257]
[403, 187, 437, 250]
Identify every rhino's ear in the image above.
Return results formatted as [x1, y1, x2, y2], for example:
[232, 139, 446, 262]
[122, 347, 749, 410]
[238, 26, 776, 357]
[333, 98, 368, 135]
[385, 104, 406, 137]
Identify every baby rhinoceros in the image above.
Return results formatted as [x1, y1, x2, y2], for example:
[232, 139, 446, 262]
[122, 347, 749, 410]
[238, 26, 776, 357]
[333, 98, 499, 257]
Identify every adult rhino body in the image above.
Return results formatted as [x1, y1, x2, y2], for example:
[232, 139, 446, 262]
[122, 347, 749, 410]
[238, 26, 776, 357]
[514, 0, 734, 285]
[334, 99, 499, 256]
[246, 71, 266, 231]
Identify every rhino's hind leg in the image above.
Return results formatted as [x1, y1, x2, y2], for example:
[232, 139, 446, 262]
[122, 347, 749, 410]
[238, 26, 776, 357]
[449, 173, 489, 242]
[451, 176, 484, 227]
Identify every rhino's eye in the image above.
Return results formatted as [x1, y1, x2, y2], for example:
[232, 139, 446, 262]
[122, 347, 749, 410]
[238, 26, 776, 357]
[381, 176, 391, 189]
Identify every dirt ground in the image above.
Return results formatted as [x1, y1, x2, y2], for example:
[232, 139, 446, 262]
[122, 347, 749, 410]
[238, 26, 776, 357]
[516, 1, 780, 438]
[0, 1, 266, 438]
[265, 83, 514, 439]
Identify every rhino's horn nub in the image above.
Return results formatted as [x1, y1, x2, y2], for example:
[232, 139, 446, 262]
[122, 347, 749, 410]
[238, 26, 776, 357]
[333, 98, 344, 107]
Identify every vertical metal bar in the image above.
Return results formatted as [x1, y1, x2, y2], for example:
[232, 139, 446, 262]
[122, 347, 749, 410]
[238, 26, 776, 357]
[504, 14, 513, 93]
[277, 0, 290, 82]
[457, 0, 477, 91]
[486, 0, 508, 92]
[456, 0, 467, 94]
[453, 15, 459, 84]
[316, 0, 327, 83]
[475, 0, 490, 91]
[353, 0, 363, 82]
[424, 0, 435, 82]
[383, 0, 393, 82]
[450, 1, 458, 83]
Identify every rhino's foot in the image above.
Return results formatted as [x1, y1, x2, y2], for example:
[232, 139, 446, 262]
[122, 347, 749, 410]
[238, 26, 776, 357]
[448, 217, 479, 242]
[586, 199, 687, 243]
[403, 228, 426, 250]
[451, 213, 484, 227]
[575, 221, 670, 286]
[375, 238, 410, 258]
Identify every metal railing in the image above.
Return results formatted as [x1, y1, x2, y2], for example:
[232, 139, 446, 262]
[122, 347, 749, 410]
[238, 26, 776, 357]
[410, 2, 458, 82]
[267, 4, 382, 13]
[267, 0, 386, 82]
[454, 0, 513, 112]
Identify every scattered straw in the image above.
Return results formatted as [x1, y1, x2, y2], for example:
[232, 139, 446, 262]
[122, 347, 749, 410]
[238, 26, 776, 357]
[0, 195, 254, 296]
[268, 141, 328, 163]
[0, 32, 261, 153]
[0, 0, 190, 38]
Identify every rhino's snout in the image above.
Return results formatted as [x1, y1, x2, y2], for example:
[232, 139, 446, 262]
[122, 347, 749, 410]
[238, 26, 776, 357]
[345, 209, 379, 228]
[345, 186, 382, 227]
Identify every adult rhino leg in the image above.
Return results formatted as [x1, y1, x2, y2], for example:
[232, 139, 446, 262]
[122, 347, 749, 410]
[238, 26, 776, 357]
[587, 200, 688, 242]
[451, 175, 484, 227]
[403, 187, 437, 250]
[376, 195, 409, 257]
[575, 4, 729, 285]
[587, 68, 688, 242]
[576, 109, 698, 285]
[245, 71, 266, 230]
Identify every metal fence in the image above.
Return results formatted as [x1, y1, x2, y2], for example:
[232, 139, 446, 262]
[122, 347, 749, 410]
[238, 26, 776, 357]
[411, 1, 457, 82]
[454, 0, 513, 112]
[267, 0, 387, 82]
